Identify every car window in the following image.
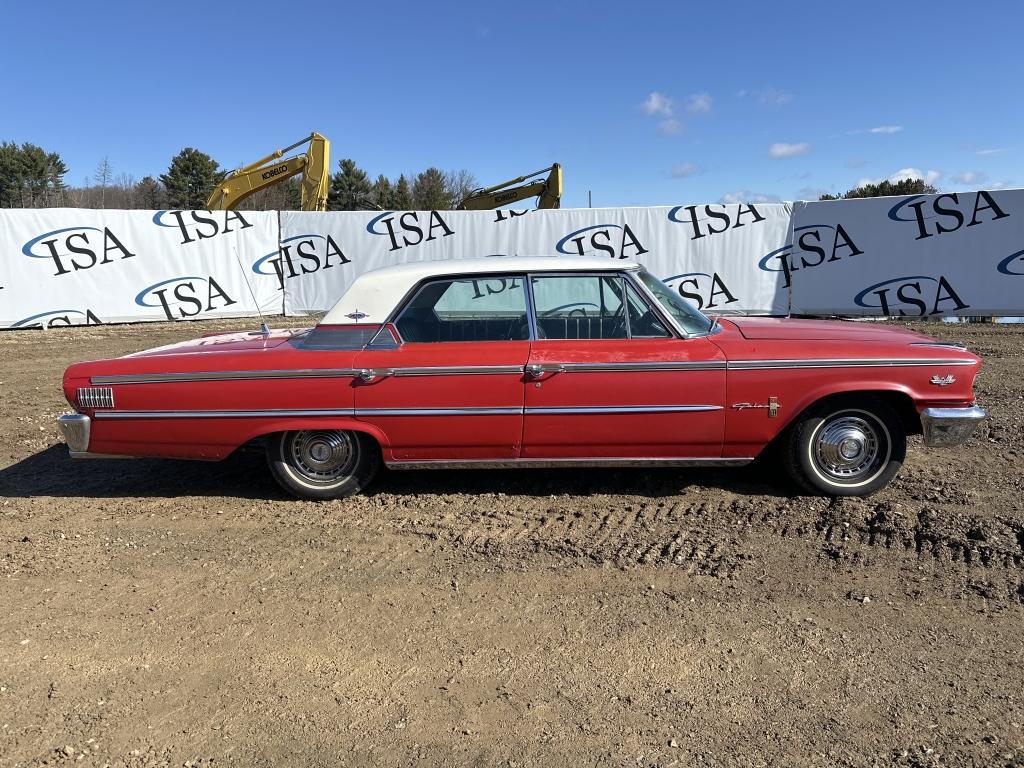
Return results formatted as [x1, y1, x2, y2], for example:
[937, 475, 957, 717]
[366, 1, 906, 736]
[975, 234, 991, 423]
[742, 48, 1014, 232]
[624, 281, 671, 338]
[636, 269, 714, 335]
[530, 275, 629, 340]
[394, 276, 529, 343]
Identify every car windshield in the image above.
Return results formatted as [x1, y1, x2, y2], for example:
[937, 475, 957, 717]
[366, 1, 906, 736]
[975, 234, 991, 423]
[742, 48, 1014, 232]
[635, 269, 714, 335]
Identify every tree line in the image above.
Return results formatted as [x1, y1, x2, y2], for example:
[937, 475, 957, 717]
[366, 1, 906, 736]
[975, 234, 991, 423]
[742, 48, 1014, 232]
[0, 142, 479, 211]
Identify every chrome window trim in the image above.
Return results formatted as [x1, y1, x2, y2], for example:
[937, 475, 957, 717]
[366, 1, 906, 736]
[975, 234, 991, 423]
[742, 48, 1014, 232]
[727, 357, 976, 370]
[388, 272, 533, 345]
[386, 456, 752, 470]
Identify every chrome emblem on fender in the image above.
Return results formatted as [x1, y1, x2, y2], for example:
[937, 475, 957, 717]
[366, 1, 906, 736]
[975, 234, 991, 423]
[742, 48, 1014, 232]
[346, 310, 368, 320]
[930, 374, 956, 387]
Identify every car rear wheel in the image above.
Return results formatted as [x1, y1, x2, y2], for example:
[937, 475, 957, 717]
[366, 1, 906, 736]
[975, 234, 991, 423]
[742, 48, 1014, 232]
[784, 398, 905, 496]
[266, 429, 380, 500]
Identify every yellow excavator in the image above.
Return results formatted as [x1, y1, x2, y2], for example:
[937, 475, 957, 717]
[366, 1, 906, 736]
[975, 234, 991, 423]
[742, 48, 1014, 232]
[457, 163, 562, 210]
[206, 132, 330, 211]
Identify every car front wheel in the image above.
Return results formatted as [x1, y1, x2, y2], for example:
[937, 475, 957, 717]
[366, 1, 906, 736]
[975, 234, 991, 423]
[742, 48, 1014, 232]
[784, 399, 905, 496]
[266, 429, 380, 500]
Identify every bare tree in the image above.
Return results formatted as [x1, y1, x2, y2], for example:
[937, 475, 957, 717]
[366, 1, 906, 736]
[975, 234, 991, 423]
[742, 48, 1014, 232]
[93, 157, 113, 208]
[443, 169, 478, 206]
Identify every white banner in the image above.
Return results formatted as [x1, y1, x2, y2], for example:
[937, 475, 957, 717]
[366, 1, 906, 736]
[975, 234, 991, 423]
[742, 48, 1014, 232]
[277, 204, 793, 316]
[0, 209, 280, 328]
[2, 194, 1022, 329]
[788, 190, 1024, 316]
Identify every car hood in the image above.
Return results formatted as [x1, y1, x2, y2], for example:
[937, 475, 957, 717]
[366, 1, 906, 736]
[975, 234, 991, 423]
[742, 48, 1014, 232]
[726, 317, 935, 343]
[122, 327, 309, 358]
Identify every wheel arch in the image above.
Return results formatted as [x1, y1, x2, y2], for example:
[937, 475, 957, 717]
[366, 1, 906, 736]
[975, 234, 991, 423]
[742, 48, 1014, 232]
[231, 418, 391, 460]
[780, 387, 922, 439]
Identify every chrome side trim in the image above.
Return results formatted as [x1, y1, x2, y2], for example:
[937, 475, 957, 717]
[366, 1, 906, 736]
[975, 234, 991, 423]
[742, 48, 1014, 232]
[94, 409, 355, 419]
[92, 369, 360, 385]
[910, 341, 967, 350]
[355, 407, 522, 417]
[727, 358, 975, 370]
[389, 365, 526, 377]
[920, 406, 987, 447]
[386, 457, 753, 470]
[559, 361, 725, 372]
[525, 405, 721, 415]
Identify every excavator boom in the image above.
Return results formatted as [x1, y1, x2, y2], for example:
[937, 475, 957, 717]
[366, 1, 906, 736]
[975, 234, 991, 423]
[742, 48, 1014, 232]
[457, 163, 562, 210]
[206, 132, 330, 211]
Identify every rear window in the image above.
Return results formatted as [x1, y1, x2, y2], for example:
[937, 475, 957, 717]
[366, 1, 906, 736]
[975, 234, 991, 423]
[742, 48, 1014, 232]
[395, 276, 529, 342]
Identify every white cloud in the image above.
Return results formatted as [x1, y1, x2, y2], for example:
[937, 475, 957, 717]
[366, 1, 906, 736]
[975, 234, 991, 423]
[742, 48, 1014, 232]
[738, 87, 794, 107]
[847, 125, 904, 135]
[642, 91, 674, 117]
[671, 162, 702, 178]
[769, 142, 811, 158]
[976, 148, 1007, 156]
[719, 190, 781, 204]
[889, 167, 942, 185]
[685, 92, 713, 114]
[951, 170, 988, 185]
[657, 118, 681, 136]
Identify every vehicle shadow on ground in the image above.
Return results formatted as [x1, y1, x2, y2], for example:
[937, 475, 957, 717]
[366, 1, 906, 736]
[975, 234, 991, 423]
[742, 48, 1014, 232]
[0, 444, 793, 501]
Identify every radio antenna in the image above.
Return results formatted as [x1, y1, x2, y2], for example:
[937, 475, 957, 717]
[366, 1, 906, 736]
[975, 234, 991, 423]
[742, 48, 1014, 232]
[232, 245, 270, 336]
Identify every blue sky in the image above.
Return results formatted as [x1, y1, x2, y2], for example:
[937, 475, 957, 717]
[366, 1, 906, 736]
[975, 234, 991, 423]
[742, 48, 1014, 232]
[2, 0, 1020, 208]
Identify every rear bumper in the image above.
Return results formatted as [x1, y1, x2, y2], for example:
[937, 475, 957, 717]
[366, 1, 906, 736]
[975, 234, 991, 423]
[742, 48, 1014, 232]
[920, 406, 987, 447]
[57, 413, 91, 455]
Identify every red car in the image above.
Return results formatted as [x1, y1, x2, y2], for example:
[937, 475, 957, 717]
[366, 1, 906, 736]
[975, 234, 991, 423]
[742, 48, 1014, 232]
[58, 257, 986, 499]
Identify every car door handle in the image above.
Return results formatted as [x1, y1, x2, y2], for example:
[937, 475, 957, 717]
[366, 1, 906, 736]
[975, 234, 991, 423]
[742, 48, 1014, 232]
[526, 364, 564, 379]
[356, 368, 393, 383]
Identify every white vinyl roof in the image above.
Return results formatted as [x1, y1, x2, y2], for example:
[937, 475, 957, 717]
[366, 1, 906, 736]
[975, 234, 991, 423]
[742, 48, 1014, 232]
[320, 256, 640, 325]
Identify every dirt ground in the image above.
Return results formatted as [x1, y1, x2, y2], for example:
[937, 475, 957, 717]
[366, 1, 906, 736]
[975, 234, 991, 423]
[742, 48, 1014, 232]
[0, 317, 1022, 767]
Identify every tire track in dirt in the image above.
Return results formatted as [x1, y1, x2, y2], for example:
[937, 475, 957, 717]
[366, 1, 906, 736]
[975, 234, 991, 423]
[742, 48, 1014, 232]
[377, 487, 1024, 603]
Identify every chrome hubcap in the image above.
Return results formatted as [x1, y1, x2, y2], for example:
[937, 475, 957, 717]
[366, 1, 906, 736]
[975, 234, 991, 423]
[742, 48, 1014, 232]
[289, 430, 357, 484]
[814, 415, 882, 481]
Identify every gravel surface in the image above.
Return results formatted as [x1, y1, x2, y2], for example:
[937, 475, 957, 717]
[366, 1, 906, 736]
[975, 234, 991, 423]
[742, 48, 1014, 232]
[0, 317, 1022, 767]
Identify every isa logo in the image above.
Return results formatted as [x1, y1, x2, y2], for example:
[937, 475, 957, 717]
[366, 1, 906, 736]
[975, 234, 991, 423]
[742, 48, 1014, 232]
[252, 234, 352, 290]
[554, 224, 648, 259]
[853, 275, 968, 316]
[135, 276, 237, 321]
[22, 226, 135, 277]
[153, 210, 253, 245]
[663, 271, 738, 310]
[10, 309, 102, 329]
[366, 211, 453, 252]
[887, 192, 1009, 241]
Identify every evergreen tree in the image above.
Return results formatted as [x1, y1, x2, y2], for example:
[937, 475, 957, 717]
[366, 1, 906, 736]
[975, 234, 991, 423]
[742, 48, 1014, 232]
[392, 174, 413, 209]
[820, 178, 938, 200]
[412, 167, 450, 209]
[328, 158, 373, 210]
[0, 141, 67, 207]
[135, 176, 166, 209]
[160, 148, 223, 209]
[370, 174, 392, 210]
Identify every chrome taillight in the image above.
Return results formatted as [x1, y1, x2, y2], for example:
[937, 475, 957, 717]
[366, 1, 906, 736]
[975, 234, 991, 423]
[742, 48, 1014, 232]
[76, 387, 115, 409]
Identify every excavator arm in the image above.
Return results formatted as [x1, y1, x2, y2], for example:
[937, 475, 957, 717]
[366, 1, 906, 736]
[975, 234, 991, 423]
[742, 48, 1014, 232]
[205, 132, 330, 211]
[457, 163, 562, 210]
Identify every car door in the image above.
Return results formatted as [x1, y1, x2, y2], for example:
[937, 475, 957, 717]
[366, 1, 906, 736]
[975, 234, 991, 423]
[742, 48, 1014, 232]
[522, 272, 726, 459]
[352, 273, 530, 463]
